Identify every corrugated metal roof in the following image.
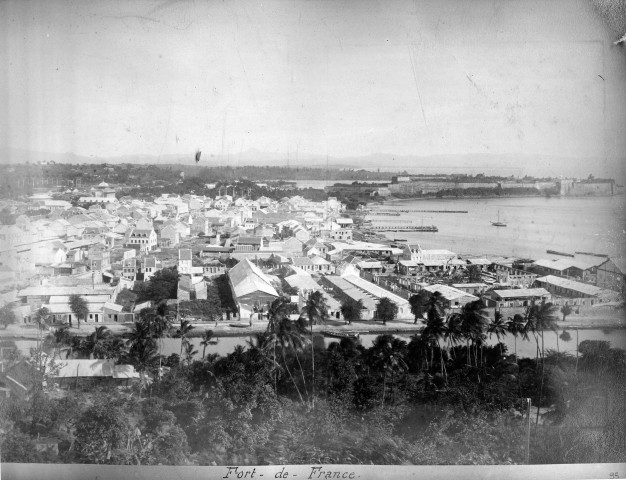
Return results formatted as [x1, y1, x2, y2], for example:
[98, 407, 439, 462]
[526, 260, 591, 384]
[343, 275, 409, 306]
[422, 284, 478, 302]
[492, 288, 550, 299]
[535, 275, 602, 296]
[18, 286, 114, 297]
[322, 276, 378, 310]
[42, 302, 106, 314]
[285, 273, 321, 291]
[55, 360, 114, 378]
[49, 295, 112, 304]
[229, 258, 278, 298]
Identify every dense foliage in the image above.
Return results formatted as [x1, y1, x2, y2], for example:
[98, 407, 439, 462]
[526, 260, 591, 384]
[1, 296, 624, 466]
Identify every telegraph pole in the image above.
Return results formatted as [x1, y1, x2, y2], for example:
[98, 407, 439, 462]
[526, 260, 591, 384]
[526, 398, 532, 464]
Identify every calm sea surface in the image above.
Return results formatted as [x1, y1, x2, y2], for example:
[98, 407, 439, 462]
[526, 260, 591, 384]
[365, 195, 626, 259]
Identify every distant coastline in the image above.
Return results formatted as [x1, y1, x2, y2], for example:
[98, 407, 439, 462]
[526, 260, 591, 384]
[373, 191, 625, 205]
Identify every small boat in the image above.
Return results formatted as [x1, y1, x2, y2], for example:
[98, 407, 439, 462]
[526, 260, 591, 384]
[491, 210, 507, 227]
[229, 323, 249, 328]
[321, 330, 360, 340]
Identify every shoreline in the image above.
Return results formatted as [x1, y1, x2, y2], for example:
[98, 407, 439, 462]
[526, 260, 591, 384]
[370, 192, 623, 206]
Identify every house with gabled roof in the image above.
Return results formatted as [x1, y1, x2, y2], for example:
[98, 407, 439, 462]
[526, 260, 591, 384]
[0, 358, 42, 400]
[290, 256, 315, 272]
[534, 275, 603, 300]
[304, 238, 330, 257]
[178, 248, 194, 275]
[125, 226, 157, 253]
[122, 257, 137, 280]
[235, 236, 264, 252]
[87, 244, 111, 271]
[53, 359, 140, 389]
[310, 255, 332, 273]
[142, 256, 161, 281]
[228, 258, 279, 316]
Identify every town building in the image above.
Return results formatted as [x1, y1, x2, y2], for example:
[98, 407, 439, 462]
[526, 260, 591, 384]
[228, 258, 279, 317]
[484, 288, 551, 308]
[595, 257, 625, 293]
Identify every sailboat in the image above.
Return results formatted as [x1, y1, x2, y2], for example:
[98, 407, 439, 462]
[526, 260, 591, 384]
[491, 210, 507, 227]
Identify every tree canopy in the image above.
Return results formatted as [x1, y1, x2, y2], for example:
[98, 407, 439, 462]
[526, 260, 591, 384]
[134, 267, 179, 304]
[375, 297, 398, 325]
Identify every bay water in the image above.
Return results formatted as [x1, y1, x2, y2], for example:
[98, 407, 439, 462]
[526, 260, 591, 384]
[366, 195, 626, 259]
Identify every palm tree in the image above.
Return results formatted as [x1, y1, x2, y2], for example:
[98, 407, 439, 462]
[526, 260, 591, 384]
[32, 307, 51, 353]
[488, 310, 508, 356]
[183, 340, 198, 365]
[444, 312, 464, 360]
[84, 326, 112, 359]
[174, 320, 195, 356]
[459, 300, 490, 367]
[301, 290, 329, 406]
[527, 301, 559, 425]
[530, 302, 559, 362]
[246, 331, 281, 388]
[371, 335, 408, 405]
[270, 316, 308, 403]
[267, 297, 291, 393]
[126, 321, 159, 386]
[52, 325, 72, 351]
[199, 329, 218, 359]
[425, 291, 444, 325]
[421, 304, 448, 382]
[506, 313, 526, 363]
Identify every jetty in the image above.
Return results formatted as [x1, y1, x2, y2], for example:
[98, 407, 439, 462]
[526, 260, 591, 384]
[369, 219, 415, 223]
[367, 225, 438, 232]
[371, 209, 468, 214]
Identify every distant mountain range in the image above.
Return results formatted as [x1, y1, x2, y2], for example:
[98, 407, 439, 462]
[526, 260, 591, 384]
[0, 147, 621, 179]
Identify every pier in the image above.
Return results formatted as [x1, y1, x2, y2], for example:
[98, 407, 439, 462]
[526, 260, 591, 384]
[370, 209, 468, 214]
[366, 225, 438, 232]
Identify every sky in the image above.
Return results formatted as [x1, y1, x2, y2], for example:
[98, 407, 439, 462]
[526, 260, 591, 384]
[1, 0, 625, 177]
